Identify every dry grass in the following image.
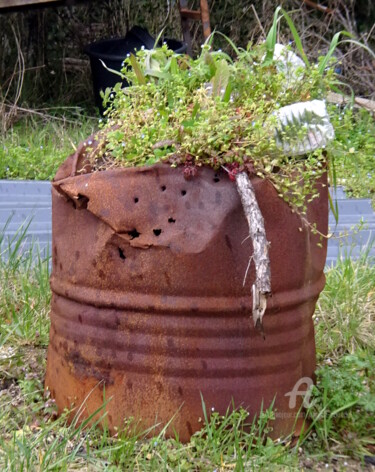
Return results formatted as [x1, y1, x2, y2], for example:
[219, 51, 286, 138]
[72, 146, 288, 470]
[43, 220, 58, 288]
[0, 0, 374, 119]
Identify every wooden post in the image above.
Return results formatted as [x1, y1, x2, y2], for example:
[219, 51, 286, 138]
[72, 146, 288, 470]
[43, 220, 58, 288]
[178, 0, 211, 57]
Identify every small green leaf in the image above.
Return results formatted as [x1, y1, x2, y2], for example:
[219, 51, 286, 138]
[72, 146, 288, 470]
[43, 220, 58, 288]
[204, 52, 217, 78]
[211, 59, 230, 97]
[222, 82, 233, 103]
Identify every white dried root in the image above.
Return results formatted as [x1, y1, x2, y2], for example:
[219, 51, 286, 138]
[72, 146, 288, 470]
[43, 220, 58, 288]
[235, 172, 271, 332]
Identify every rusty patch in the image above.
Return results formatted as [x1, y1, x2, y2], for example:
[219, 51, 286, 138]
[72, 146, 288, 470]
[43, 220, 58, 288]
[45, 143, 328, 442]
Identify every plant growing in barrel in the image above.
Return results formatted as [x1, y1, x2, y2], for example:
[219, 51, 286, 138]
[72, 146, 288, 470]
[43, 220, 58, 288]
[45, 7, 374, 441]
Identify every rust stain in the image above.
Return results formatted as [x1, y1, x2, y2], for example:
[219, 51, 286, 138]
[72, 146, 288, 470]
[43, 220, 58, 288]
[45, 142, 328, 442]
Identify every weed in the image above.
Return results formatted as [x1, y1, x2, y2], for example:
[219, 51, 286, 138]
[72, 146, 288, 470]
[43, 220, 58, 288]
[330, 106, 375, 206]
[0, 113, 96, 180]
[0, 219, 51, 347]
[301, 350, 375, 460]
[314, 247, 375, 360]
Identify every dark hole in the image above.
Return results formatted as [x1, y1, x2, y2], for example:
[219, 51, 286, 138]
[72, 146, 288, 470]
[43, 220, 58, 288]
[213, 176, 220, 183]
[161, 185, 166, 192]
[153, 228, 162, 236]
[75, 194, 89, 209]
[181, 190, 187, 196]
[118, 248, 126, 260]
[134, 197, 139, 203]
[127, 228, 140, 239]
[168, 217, 176, 223]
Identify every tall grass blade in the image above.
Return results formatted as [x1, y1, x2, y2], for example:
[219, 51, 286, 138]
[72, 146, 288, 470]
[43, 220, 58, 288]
[318, 31, 353, 75]
[281, 8, 310, 67]
[264, 6, 282, 63]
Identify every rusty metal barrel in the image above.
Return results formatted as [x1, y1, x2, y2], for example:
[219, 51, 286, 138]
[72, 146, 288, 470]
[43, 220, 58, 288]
[45, 144, 328, 441]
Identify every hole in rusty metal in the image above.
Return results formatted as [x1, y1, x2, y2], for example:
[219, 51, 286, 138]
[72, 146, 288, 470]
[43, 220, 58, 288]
[168, 217, 176, 223]
[181, 190, 187, 196]
[118, 248, 126, 260]
[153, 228, 162, 236]
[213, 176, 220, 183]
[127, 228, 140, 239]
[75, 194, 89, 209]
[161, 185, 166, 192]
[134, 197, 139, 203]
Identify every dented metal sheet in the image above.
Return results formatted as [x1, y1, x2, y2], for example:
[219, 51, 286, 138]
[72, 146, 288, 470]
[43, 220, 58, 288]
[45, 144, 328, 441]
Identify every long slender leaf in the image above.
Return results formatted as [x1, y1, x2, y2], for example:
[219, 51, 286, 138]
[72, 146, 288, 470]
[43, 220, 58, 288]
[264, 6, 282, 63]
[204, 52, 217, 79]
[329, 80, 355, 104]
[129, 54, 146, 85]
[339, 39, 375, 60]
[207, 31, 240, 57]
[281, 8, 310, 67]
[318, 31, 353, 75]
[327, 149, 339, 224]
[99, 59, 125, 79]
[222, 81, 233, 103]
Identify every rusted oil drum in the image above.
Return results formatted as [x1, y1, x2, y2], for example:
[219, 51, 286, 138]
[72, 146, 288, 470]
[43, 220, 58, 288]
[45, 144, 328, 441]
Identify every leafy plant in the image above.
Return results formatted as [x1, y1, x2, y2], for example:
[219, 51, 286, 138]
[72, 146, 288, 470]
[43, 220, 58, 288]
[330, 106, 375, 206]
[314, 246, 375, 360]
[87, 10, 361, 221]
[85, 9, 375, 329]
[0, 218, 51, 347]
[301, 350, 375, 459]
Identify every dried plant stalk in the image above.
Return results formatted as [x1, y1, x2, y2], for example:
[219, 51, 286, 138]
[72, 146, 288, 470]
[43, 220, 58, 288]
[235, 172, 271, 331]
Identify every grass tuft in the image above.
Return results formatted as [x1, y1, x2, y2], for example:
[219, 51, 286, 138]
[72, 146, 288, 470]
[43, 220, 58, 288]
[0, 113, 97, 181]
[315, 247, 375, 361]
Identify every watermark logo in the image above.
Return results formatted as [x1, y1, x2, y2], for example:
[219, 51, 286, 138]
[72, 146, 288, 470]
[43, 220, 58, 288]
[285, 377, 314, 409]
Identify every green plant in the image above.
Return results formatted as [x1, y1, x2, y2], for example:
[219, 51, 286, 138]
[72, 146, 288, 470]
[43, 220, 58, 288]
[94, 30, 334, 217]
[188, 397, 296, 470]
[85, 6, 375, 233]
[0, 219, 51, 347]
[83, 6, 374, 329]
[314, 247, 375, 360]
[301, 350, 375, 459]
[330, 106, 375, 206]
[0, 113, 96, 180]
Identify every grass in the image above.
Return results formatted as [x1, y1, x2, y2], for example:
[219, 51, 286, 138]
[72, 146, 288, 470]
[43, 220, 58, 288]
[1, 104, 375, 205]
[0, 111, 97, 181]
[0, 222, 374, 470]
[315, 246, 375, 360]
[330, 106, 375, 207]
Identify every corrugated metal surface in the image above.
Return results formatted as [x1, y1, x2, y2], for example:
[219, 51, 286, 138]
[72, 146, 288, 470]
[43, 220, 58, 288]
[45, 150, 329, 441]
[327, 187, 375, 265]
[0, 180, 51, 257]
[1, 180, 374, 266]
